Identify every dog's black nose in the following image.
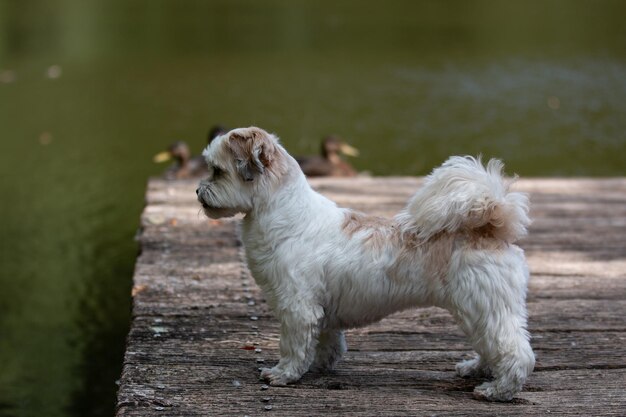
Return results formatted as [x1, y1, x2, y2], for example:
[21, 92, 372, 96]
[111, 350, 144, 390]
[196, 188, 200, 195]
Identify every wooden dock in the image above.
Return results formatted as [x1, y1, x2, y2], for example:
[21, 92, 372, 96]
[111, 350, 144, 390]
[116, 177, 626, 416]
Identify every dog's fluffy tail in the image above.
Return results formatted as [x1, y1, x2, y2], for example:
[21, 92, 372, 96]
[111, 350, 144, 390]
[397, 156, 530, 243]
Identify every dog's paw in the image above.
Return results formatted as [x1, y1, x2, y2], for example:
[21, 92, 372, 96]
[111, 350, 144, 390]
[311, 352, 341, 373]
[456, 358, 491, 378]
[260, 367, 298, 386]
[473, 381, 514, 402]
[310, 361, 335, 373]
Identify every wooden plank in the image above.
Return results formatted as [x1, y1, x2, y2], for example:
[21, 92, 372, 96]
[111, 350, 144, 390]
[117, 177, 626, 416]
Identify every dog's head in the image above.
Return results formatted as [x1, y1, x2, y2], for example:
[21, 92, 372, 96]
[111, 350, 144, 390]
[196, 126, 291, 219]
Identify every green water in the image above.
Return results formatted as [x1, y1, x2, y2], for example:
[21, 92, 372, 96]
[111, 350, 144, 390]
[0, 1, 625, 416]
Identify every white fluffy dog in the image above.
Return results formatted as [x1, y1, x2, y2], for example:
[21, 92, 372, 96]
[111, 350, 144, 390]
[196, 127, 535, 401]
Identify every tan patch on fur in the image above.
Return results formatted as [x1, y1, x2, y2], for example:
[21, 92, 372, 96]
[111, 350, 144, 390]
[464, 225, 508, 251]
[421, 233, 455, 281]
[228, 127, 275, 167]
[386, 231, 454, 283]
[341, 211, 393, 251]
[342, 211, 391, 235]
[341, 211, 454, 283]
[224, 127, 291, 181]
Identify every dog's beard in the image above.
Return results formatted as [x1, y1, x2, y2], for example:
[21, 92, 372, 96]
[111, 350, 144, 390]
[197, 182, 247, 219]
[202, 205, 239, 219]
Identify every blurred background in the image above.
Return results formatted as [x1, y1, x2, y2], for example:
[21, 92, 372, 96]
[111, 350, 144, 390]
[0, 1, 625, 416]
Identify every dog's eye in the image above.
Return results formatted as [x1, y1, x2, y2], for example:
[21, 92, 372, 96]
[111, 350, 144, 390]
[212, 166, 223, 177]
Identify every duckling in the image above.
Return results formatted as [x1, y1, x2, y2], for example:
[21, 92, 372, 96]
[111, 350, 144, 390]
[296, 135, 359, 177]
[153, 141, 208, 179]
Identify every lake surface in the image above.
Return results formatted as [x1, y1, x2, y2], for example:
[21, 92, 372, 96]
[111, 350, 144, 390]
[0, 1, 625, 416]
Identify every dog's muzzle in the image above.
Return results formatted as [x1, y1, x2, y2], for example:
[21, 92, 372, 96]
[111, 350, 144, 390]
[196, 186, 211, 209]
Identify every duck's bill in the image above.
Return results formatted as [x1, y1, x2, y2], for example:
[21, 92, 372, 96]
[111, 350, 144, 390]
[340, 143, 360, 157]
[153, 151, 172, 163]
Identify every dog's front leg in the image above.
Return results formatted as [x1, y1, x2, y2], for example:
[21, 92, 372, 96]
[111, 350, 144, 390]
[260, 305, 322, 386]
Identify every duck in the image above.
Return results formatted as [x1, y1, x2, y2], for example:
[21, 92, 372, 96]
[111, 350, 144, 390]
[296, 135, 359, 177]
[153, 125, 230, 179]
[153, 141, 208, 179]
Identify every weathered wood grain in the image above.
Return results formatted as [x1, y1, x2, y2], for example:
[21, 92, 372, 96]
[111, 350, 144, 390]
[117, 177, 626, 416]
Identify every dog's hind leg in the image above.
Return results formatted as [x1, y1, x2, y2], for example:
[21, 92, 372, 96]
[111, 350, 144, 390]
[260, 304, 323, 386]
[468, 320, 535, 402]
[312, 329, 347, 372]
[455, 355, 491, 378]
[449, 260, 535, 401]
[453, 307, 534, 401]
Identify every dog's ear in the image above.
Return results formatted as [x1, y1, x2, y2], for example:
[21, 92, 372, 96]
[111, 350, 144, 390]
[227, 127, 276, 182]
